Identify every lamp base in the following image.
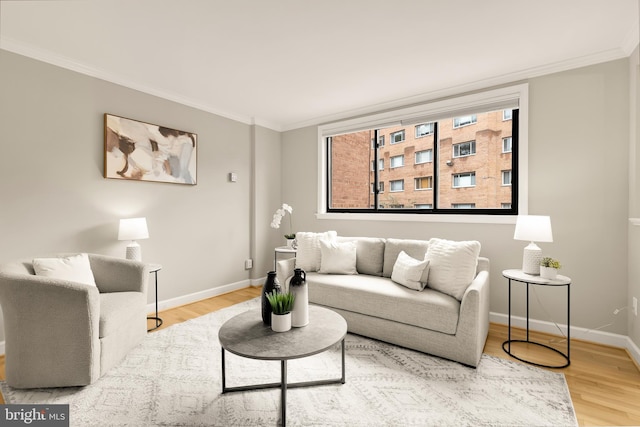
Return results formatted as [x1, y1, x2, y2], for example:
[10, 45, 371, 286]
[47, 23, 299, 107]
[522, 242, 541, 275]
[126, 241, 142, 261]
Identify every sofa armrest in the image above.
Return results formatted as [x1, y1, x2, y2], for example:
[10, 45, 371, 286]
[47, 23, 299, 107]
[457, 263, 491, 363]
[88, 254, 148, 294]
[0, 273, 101, 387]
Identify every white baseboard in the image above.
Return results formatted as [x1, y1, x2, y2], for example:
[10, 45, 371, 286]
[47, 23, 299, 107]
[147, 279, 252, 313]
[490, 312, 640, 366]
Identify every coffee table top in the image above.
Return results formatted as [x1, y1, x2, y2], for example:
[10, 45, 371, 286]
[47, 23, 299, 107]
[218, 305, 347, 361]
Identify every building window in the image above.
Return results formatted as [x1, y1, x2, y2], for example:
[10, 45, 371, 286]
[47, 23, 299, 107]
[390, 155, 404, 168]
[453, 172, 476, 188]
[415, 123, 434, 137]
[390, 179, 404, 192]
[390, 130, 405, 144]
[453, 140, 476, 158]
[378, 135, 385, 147]
[321, 83, 525, 216]
[414, 176, 433, 190]
[503, 109, 513, 120]
[415, 149, 433, 164]
[502, 170, 512, 186]
[452, 203, 476, 209]
[453, 115, 477, 128]
[502, 137, 512, 153]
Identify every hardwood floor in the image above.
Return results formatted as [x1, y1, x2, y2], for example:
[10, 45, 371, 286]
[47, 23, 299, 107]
[1, 286, 638, 426]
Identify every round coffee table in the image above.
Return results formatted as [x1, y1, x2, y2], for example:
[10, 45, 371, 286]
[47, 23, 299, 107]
[218, 305, 347, 427]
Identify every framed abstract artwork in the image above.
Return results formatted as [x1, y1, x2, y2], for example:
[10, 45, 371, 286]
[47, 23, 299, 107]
[104, 114, 197, 185]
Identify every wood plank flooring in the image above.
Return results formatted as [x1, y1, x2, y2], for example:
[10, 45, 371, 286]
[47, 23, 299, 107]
[1, 286, 638, 426]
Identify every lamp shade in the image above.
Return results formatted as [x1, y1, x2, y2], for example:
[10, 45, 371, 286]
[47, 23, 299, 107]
[118, 217, 149, 241]
[513, 215, 553, 242]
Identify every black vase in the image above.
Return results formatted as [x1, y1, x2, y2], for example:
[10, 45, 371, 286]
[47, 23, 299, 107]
[261, 271, 281, 325]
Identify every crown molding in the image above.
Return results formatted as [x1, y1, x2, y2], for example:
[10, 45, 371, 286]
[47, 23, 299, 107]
[283, 47, 632, 132]
[1, 35, 634, 134]
[0, 37, 265, 129]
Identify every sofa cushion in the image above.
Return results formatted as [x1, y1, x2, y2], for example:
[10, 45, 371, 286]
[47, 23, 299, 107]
[336, 236, 385, 276]
[295, 231, 337, 272]
[319, 239, 358, 275]
[425, 238, 481, 300]
[307, 272, 460, 334]
[99, 291, 146, 338]
[382, 238, 430, 278]
[391, 251, 430, 291]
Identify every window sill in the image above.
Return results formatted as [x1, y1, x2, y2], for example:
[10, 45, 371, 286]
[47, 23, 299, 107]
[316, 212, 517, 224]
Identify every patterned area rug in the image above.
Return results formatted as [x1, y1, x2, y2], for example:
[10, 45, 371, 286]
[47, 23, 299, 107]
[1, 298, 577, 426]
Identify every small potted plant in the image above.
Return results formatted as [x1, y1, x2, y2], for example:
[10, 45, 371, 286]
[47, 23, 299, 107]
[270, 203, 296, 248]
[265, 290, 296, 332]
[540, 257, 561, 280]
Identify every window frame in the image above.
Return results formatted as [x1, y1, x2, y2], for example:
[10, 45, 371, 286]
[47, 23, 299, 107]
[390, 130, 405, 144]
[389, 179, 404, 192]
[318, 84, 529, 224]
[415, 149, 433, 164]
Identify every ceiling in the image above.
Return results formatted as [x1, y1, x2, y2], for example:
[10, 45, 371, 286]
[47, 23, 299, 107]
[1, 0, 638, 131]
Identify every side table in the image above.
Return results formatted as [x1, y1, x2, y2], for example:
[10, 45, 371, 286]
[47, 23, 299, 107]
[274, 246, 296, 270]
[147, 263, 163, 331]
[502, 269, 571, 368]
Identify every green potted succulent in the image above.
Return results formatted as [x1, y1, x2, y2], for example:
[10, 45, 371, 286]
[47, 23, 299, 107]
[265, 290, 296, 332]
[540, 257, 561, 279]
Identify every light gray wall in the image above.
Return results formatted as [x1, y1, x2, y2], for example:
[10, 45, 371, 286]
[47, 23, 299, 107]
[0, 50, 255, 341]
[251, 125, 284, 278]
[629, 45, 640, 348]
[282, 58, 631, 335]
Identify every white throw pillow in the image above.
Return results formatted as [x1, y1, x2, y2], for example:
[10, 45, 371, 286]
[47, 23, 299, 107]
[425, 238, 481, 300]
[295, 231, 337, 272]
[318, 239, 358, 275]
[32, 253, 97, 287]
[391, 251, 430, 291]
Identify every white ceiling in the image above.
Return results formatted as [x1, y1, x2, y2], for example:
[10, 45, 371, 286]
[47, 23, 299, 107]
[1, 0, 638, 131]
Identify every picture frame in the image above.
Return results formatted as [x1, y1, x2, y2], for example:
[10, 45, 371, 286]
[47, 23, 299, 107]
[104, 114, 197, 185]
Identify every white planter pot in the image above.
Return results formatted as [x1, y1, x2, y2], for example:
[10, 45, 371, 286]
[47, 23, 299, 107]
[540, 266, 558, 280]
[271, 312, 292, 332]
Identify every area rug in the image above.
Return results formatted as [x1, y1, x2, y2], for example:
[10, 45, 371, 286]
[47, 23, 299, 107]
[1, 298, 577, 426]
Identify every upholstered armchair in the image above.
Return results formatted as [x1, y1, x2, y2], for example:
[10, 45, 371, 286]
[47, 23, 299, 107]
[0, 253, 148, 389]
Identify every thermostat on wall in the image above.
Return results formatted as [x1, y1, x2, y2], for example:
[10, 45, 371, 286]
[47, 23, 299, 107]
[229, 172, 238, 182]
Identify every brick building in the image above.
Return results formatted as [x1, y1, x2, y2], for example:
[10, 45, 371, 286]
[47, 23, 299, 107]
[329, 110, 513, 209]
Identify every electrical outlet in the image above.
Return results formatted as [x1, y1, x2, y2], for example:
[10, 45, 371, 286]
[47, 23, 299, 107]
[633, 297, 638, 316]
[244, 259, 253, 269]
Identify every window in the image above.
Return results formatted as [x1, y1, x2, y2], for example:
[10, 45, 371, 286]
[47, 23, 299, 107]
[321, 84, 525, 217]
[378, 135, 385, 147]
[415, 149, 433, 164]
[415, 123, 434, 137]
[502, 137, 512, 153]
[390, 155, 404, 168]
[453, 115, 477, 128]
[502, 170, 512, 186]
[453, 140, 476, 158]
[453, 172, 476, 188]
[390, 130, 405, 144]
[503, 109, 513, 120]
[415, 176, 432, 190]
[390, 179, 404, 192]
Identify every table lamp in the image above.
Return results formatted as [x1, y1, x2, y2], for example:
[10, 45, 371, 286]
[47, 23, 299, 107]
[513, 215, 553, 275]
[118, 217, 149, 261]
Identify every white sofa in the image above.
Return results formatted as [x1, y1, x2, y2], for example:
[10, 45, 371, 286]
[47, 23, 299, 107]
[278, 234, 490, 367]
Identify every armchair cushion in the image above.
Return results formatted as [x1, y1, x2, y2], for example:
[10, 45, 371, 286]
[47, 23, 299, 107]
[32, 253, 96, 287]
